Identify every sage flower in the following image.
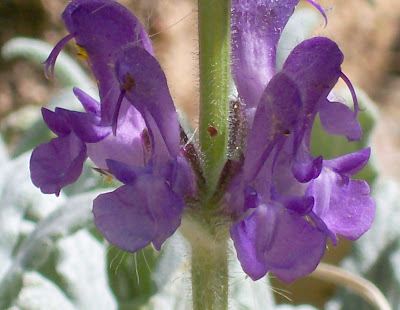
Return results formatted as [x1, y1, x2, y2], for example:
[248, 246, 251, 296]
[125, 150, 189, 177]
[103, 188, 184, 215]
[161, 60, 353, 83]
[30, 0, 193, 251]
[228, 0, 375, 282]
[30, 0, 375, 283]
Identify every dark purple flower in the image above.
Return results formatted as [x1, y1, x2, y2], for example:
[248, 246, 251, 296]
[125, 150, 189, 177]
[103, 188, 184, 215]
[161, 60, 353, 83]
[228, 0, 375, 282]
[30, 0, 375, 282]
[30, 0, 193, 252]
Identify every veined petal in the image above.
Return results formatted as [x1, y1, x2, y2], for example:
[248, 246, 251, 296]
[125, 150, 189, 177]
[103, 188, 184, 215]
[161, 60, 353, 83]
[62, 0, 153, 124]
[64, 109, 111, 143]
[325, 147, 371, 175]
[231, 201, 327, 282]
[86, 106, 146, 169]
[106, 159, 151, 185]
[281, 37, 344, 182]
[282, 37, 343, 133]
[231, 0, 300, 123]
[30, 133, 87, 196]
[319, 100, 361, 142]
[41, 108, 71, 136]
[244, 72, 302, 183]
[308, 165, 375, 241]
[93, 174, 184, 252]
[262, 204, 327, 283]
[73, 87, 101, 116]
[115, 44, 180, 160]
[230, 209, 269, 281]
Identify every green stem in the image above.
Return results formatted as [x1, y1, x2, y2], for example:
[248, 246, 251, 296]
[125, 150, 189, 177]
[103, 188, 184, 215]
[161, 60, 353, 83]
[198, 0, 231, 195]
[181, 216, 230, 310]
[191, 234, 229, 310]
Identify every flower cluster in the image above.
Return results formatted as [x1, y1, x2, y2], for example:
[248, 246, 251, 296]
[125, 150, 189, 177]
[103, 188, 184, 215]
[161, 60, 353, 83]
[30, 0, 375, 283]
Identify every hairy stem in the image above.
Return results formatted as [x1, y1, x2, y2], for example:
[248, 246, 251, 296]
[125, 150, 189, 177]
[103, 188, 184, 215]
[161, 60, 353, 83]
[198, 0, 231, 195]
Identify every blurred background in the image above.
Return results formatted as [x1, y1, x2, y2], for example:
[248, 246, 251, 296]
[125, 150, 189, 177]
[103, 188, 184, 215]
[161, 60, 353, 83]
[0, 0, 399, 309]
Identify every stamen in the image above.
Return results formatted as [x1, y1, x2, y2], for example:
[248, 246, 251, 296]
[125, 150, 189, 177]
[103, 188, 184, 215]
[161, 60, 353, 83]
[340, 71, 361, 117]
[112, 89, 126, 136]
[43, 33, 75, 79]
[304, 0, 328, 27]
[76, 44, 88, 60]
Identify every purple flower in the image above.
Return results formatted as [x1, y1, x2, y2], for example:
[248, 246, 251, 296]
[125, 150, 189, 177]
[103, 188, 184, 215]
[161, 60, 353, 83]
[30, 0, 375, 282]
[228, 0, 375, 282]
[30, 0, 193, 252]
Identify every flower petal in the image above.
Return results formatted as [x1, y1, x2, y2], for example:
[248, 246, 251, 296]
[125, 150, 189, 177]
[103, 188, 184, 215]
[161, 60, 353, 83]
[73, 87, 101, 116]
[262, 204, 327, 283]
[230, 211, 269, 281]
[244, 72, 302, 183]
[30, 133, 87, 196]
[319, 100, 361, 142]
[291, 153, 323, 183]
[231, 0, 300, 123]
[281, 37, 344, 182]
[115, 45, 180, 160]
[308, 163, 375, 241]
[41, 108, 71, 136]
[325, 147, 371, 175]
[231, 202, 327, 282]
[64, 109, 111, 143]
[106, 159, 151, 185]
[86, 106, 146, 169]
[93, 174, 184, 252]
[63, 0, 153, 124]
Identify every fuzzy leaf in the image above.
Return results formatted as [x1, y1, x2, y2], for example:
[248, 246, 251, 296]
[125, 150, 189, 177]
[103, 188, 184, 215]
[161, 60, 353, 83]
[142, 233, 191, 310]
[0, 189, 102, 307]
[0, 152, 63, 276]
[56, 230, 117, 310]
[14, 272, 77, 310]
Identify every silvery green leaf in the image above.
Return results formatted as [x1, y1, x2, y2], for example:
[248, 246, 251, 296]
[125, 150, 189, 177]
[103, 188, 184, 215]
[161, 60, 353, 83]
[56, 230, 117, 310]
[151, 232, 189, 290]
[0, 190, 102, 306]
[2, 37, 93, 91]
[14, 190, 102, 270]
[14, 272, 77, 310]
[2, 106, 41, 137]
[0, 151, 63, 228]
[0, 152, 63, 277]
[142, 233, 191, 310]
[0, 266, 23, 309]
[277, 8, 321, 70]
[143, 264, 190, 310]
[229, 242, 275, 310]
[326, 178, 400, 310]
